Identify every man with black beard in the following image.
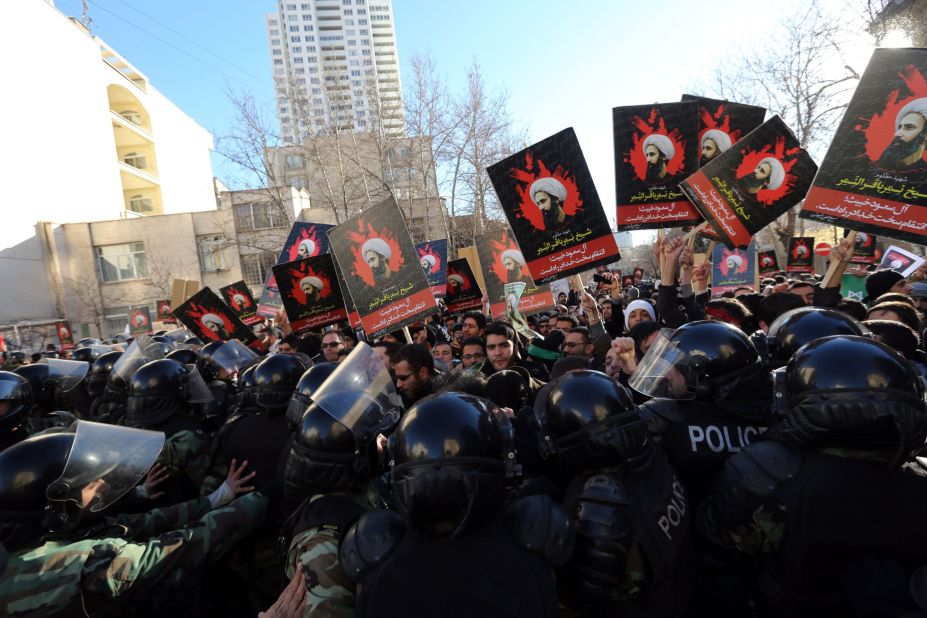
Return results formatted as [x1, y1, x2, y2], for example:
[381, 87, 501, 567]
[529, 176, 567, 229]
[361, 237, 393, 284]
[202, 313, 231, 340]
[700, 129, 732, 166]
[501, 249, 533, 285]
[298, 275, 323, 304]
[878, 97, 927, 172]
[643, 133, 676, 182]
[743, 156, 785, 195]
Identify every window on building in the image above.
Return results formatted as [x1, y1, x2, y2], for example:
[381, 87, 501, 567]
[286, 154, 304, 169]
[345, 18, 354, 25]
[104, 306, 130, 339]
[118, 110, 142, 126]
[271, 28, 280, 35]
[348, 39, 356, 46]
[344, 8, 353, 14]
[301, 3, 311, 9]
[287, 176, 306, 189]
[234, 203, 287, 232]
[361, 48, 370, 55]
[303, 25, 314, 31]
[273, 49, 282, 55]
[357, 119, 367, 126]
[128, 195, 153, 213]
[240, 252, 277, 287]
[287, 4, 297, 10]
[289, 24, 299, 31]
[288, 14, 297, 21]
[290, 35, 301, 42]
[274, 58, 284, 65]
[293, 57, 304, 63]
[302, 13, 312, 20]
[123, 152, 148, 169]
[198, 235, 227, 272]
[269, 19, 279, 26]
[96, 242, 147, 283]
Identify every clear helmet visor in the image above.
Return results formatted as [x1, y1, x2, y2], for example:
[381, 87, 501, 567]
[310, 342, 402, 436]
[111, 335, 168, 381]
[182, 366, 214, 404]
[209, 340, 260, 375]
[39, 358, 90, 393]
[628, 329, 698, 400]
[47, 420, 165, 513]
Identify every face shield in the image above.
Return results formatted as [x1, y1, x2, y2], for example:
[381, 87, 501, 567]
[209, 340, 260, 378]
[39, 358, 90, 393]
[182, 366, 214, 404]
[309, 342, 403, 441]
[111, 335, 168, 382]
[46, 420, 165, 513]
[628, 329, 700, 400]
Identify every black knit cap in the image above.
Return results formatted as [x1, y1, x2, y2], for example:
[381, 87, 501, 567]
[865, 269, 904, 303]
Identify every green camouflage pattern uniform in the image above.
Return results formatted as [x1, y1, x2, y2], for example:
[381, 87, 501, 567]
[0, 493, 267, 617]
[284, 489, 377, 618]
[157, 428, 213, 489]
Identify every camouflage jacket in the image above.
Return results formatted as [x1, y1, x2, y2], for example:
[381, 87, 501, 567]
[285, 489, 377, 618]
[157, 428, 213, 489]
[0, 493, 267, 617]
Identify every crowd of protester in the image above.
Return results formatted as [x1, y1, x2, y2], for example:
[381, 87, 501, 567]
[3, 233, 927, 617]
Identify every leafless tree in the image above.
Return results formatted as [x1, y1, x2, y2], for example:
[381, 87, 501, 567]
[443, 61, 527, 254]
[696, 0, 870, 256]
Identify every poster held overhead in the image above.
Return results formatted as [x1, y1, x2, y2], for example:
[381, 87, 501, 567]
[128, 306, 153, 336]
[272, 254, 348, 332]
[786, 237, 816, 274]
[681, 94, 767, 168]
[679, 116, 818, 249]
[800, 49, 927, 244]
[711, 239, 757, 296]
[55, 321, 75, 350]
[278, 222, 334, 264]
[173, 287, 263, 351]
[328, 198, 438, 340]
[256, 273, 284, 320]
[155, 300, 175, 323]
[487, 128, 620, 284]
[757, 250, 780, 277]
[878, 244, 926, 277]
[475, 227, 554, 318]
[847, 229, 879, 264]
[220, 281, 261, 326]
[415, 239, 449, 298]
[444, 258, 483, 313]
[613, 102, 702, 229]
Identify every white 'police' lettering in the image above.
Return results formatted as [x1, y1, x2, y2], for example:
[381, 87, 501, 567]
[657, 479, 687, 541]
[688, 424, 766, 454]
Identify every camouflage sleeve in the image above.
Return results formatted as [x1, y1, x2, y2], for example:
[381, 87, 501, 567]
[80, 493, 268, 613]
[697, 499, 786, 555]
[285, 527, 356, 618]
[158, 430, 212, 487]
[113, 497, 213, 540]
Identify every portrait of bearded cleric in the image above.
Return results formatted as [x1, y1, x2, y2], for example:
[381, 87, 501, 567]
[700, 129, 733, 167]
[877, 98, 927, 172]
[642, 134, 677, 182]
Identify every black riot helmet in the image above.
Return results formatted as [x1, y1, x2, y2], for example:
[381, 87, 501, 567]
[125, 359, 212, 428]
[0, 371, 34, 439]
[15, 360, 88, 411]
[184, 336, 204, 347]
[485, 368, 530, 411]
[533, 370, 644, 473]
[253, 353, 309, 414]
[773, 335, 927, 467]
[71, 347, 99, 364]
[0, 422, 163, 541]
[388, 392, 517, 537]
[87, 350, 122, 398]
[283, 391, 391, 500]
[196, 341, 226, 382]
[766, 306, 871, 368]
[630, 321, 763, 402]
[285, 362, 337, 429]
[165, 348, 199, 366]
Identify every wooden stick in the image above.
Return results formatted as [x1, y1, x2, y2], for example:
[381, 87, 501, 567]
[402, 326, 413, 344]
[657, 229, 667, 275]
[683, 221, 708, 247]
[821, 230, 856, 289]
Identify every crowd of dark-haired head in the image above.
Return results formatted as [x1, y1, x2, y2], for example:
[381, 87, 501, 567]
[5, 242, 927, 617]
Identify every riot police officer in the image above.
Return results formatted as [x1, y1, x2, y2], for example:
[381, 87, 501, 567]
[0, 420, 266, 617]
[534, 369, 693, 616]
[339, 391, 573, 618]
[0, 371, 33, 450]
[630, 320, 772, 507]
[761, 306, 871, 369]
[700, 335, 927, 616]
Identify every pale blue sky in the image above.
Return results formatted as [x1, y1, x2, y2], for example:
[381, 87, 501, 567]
[52, 0, 867, 235]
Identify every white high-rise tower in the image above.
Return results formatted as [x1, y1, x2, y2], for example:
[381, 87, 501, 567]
[266, 0, 405, 141]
